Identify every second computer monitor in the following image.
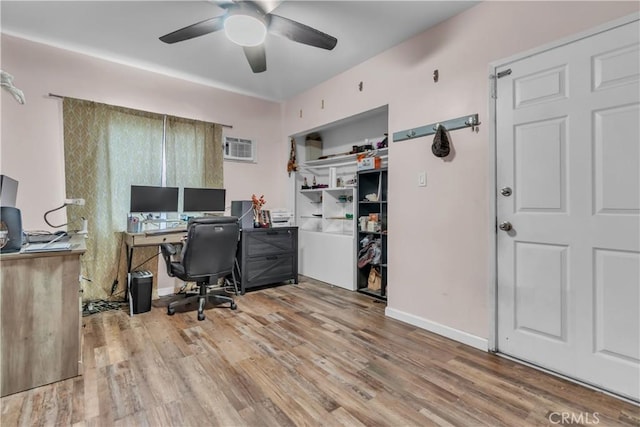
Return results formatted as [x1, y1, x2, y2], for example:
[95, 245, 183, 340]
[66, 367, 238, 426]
[183, 187, 226, 213]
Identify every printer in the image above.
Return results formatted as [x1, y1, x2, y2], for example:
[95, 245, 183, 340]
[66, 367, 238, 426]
[270, 209, 294, 227]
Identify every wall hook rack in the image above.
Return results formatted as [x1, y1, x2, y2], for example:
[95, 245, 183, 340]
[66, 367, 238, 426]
[393, 113, 480, 143]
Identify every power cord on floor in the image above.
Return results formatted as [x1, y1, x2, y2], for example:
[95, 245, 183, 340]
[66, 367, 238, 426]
[82, 299, 128, 317]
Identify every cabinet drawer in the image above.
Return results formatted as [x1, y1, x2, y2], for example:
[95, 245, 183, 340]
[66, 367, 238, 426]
[245, 229, 296, 256]
[244, 254, 296, 288]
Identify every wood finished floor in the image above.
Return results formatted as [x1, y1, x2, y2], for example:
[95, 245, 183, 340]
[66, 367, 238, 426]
[1, 278, 638, 427]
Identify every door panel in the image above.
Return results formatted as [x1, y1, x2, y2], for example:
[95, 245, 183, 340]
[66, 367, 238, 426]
[593, 104, 640, 214]
[515, 242, 567, 340]
[515, 118, 567, 212]
[496, 19, 640, 401]
[594, 249, 640, 362]
[592, 43, 639, 91]
[514, 65, 568, 108]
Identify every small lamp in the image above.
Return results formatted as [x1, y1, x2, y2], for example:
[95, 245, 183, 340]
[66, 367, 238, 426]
[44, 198, 87, 234]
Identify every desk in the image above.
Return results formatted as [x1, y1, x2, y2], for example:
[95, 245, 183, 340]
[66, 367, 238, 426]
[123, 229, 187, 314]
[0, 235, 86, 397]
[123, 228, 187, 272]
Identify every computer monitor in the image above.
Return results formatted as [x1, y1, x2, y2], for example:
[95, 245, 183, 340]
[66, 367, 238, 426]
[130, 185, 179, 213]
[183, 187, 226, 213]
[0, 175, 18, 207]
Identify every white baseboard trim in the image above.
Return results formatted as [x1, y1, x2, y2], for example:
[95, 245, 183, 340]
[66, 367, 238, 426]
[385, 307, 488, 352]
[157, 286, 174, 297]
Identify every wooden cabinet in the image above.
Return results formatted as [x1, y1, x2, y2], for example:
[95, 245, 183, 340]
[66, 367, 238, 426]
[357, 168, 388, 300]
[0, 239, 85, 397]
[236, 227, 298, 293]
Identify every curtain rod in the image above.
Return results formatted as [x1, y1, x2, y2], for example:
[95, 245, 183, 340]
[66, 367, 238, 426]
[48, 93, 233, 129]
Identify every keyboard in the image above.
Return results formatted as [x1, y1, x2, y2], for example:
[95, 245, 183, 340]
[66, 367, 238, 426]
[144, 228, 186, 236]
[22, 242, 72, 253]
[27, 234, 70, 244]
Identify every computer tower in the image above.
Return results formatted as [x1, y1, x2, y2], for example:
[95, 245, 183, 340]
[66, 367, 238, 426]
[0, 206, 23, 253]
[130, 270, 153, 314]
[0, 175, 19, 207]
[231, 200, 254, 230]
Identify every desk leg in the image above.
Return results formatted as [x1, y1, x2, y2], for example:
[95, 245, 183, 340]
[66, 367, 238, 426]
[126, 245, 134, 316]
[125, 245, 134, 301]
[234, 257, 245, 295]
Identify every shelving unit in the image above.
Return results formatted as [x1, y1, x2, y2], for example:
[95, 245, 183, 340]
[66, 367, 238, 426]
[297, 189, 323, 232]
[292, 105, 389, 292]
[356, 168, 388, 300]
[297, 187, 356, 235]
[295, 157, 358, 290]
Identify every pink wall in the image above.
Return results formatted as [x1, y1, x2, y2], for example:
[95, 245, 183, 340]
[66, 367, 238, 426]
[0, 35, 286, 231]
[282, 1, 638, 340]
[2, 1, 637, 340]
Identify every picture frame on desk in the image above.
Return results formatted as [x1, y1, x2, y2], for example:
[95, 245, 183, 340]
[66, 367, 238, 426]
[259, 210, 272, 228]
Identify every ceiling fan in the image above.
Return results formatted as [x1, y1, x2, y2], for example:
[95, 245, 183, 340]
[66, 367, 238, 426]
[159, 0, 338, 73]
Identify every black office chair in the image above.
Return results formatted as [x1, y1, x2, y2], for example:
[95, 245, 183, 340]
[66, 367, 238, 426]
[160, 216, 239, 321]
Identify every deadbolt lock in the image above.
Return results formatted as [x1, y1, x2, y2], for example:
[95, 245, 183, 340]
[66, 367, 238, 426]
[501, 187, 512, 197]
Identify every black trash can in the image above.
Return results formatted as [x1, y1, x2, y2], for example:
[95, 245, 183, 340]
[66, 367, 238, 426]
[130, 270, 153, 314]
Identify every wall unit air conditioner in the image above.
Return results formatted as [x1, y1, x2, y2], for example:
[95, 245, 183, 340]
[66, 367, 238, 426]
[224, 136, 256, 162]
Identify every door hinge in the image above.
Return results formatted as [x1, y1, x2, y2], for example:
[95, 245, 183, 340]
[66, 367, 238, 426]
[490, 74, 497, 99]
[491, 69, 512, 99]
[497, 69, 512, 78]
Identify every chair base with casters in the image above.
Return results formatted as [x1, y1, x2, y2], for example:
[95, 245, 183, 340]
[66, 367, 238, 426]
[160, 216, 240, 321]
[167, 276, 238, 321]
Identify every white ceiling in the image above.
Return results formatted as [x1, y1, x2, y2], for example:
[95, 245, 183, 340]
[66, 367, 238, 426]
[1, 1, 478, 101]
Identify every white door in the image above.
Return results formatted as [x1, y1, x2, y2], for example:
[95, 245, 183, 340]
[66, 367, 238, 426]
[496, 19, 640, 401]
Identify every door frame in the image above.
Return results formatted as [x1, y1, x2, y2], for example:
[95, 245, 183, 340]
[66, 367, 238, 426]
[487, 12, 640, 352]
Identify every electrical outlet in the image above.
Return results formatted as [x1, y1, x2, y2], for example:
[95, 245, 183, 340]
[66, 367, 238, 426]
[64, 198, 85, 206]
[418, 172, 426, 187]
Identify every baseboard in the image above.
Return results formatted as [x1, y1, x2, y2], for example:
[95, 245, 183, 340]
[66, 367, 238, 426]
[385, 307, 488, 351]
[157, 286, 174, 297]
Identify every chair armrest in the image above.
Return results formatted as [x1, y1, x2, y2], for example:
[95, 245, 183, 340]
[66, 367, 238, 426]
[160, 243, 177, 256]
[160, 243, 178, 277]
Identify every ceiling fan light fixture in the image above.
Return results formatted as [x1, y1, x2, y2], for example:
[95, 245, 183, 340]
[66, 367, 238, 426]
[224, 13, 267, 47]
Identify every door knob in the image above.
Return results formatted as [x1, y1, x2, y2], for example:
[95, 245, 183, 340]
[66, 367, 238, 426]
[500, 187, 512, 197]
[499, 221, 512, 231]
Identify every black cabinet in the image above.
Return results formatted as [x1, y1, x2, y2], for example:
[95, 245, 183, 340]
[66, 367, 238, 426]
[236, 227, 298, 294]
[357, 168, 388, 300]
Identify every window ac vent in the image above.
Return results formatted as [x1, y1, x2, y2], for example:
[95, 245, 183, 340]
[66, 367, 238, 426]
[224, 137, 256, 162]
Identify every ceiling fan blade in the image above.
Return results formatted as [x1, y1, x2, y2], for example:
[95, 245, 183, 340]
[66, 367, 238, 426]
[243, 45, 267, 73]
[267, 14, 337, 50]
[159, 15, 225, 44]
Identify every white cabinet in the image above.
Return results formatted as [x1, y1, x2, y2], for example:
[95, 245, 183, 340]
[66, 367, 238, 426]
[292, 106, 388, 291]
[297, 189, 323, 232]
[322, 188, 355, 235]
[295, 161, 358, 290]
[298, 187, 355, 235]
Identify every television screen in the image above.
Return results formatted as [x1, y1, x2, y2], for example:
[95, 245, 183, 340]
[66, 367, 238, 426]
[130, 185, 179, 213]
[183, 187, 226, 213]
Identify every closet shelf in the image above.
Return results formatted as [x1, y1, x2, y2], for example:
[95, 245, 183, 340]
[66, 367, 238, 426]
[300, 147, 388, 169]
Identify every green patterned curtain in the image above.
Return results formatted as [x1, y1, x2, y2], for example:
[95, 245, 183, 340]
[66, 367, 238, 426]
[165, 115, 224, 206]
[63, 99, 164, 301]
[63, 99, 223, 301]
